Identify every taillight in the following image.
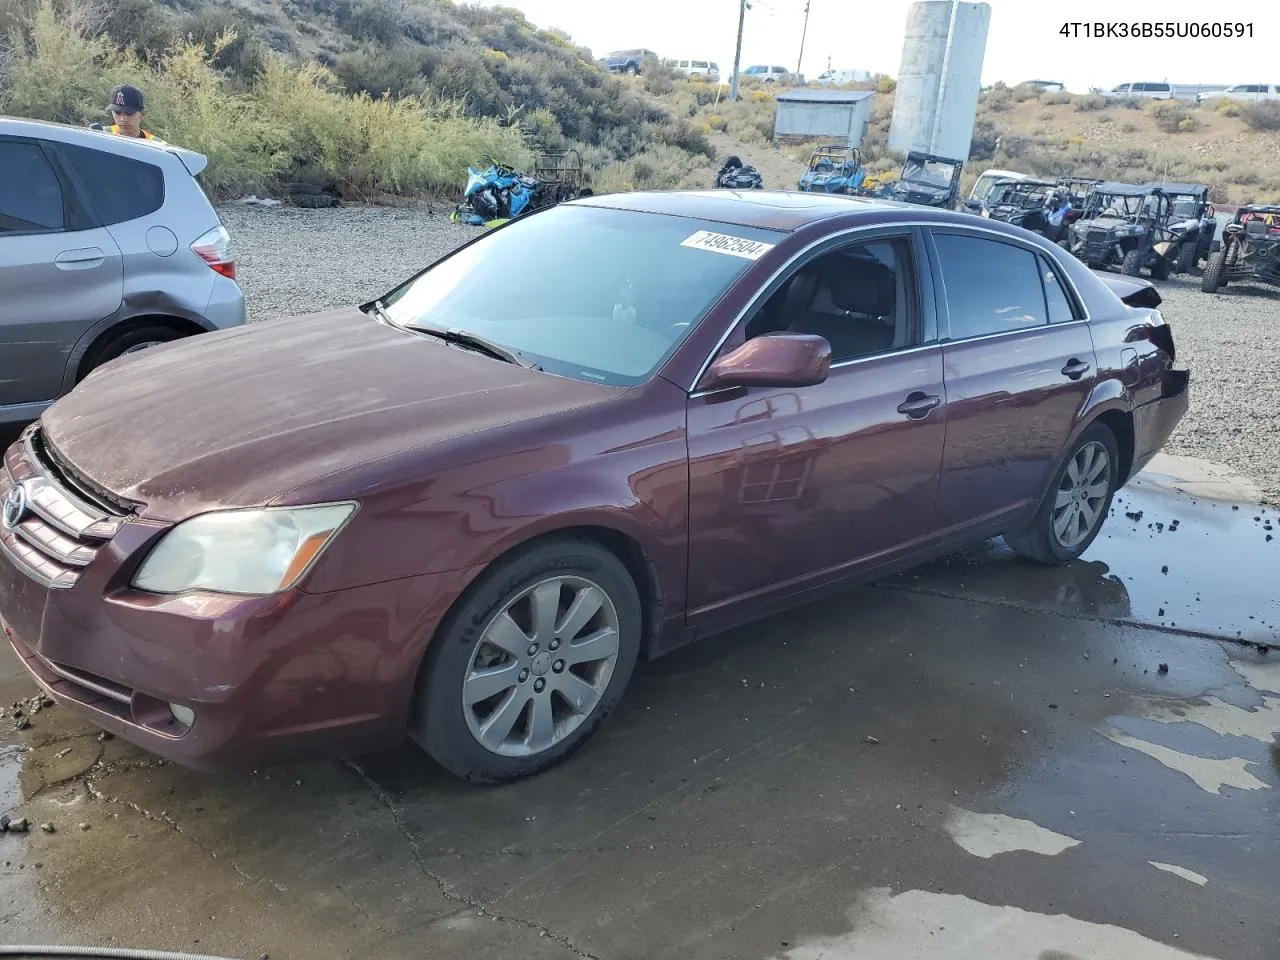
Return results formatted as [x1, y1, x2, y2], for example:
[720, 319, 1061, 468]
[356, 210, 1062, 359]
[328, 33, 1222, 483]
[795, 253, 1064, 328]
[191, 225, 236, 280]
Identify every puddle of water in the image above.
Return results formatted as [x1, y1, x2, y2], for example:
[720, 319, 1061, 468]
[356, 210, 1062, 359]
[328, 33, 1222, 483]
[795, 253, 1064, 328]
[770, 887, 1223, 959]
[889, 476, 1278, 645]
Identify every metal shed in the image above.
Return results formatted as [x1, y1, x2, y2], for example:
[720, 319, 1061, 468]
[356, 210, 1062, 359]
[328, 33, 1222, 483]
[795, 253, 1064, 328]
[773, 89, 874, 147]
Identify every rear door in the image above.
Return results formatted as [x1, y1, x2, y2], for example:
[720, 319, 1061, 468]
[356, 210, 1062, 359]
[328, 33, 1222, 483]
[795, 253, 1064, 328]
[925, 228, 1098, 538]
[0, 137, 123, 412]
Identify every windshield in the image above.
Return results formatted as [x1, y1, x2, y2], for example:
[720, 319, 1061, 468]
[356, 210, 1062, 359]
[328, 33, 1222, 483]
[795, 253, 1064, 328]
[1169, 197, 1201, 218]
[902, 158, 956, 187]
[1090, 193, 1145, 217]
[380, 205, 782, 387]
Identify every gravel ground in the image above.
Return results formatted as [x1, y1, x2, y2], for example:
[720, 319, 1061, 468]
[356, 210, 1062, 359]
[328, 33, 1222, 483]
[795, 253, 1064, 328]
[219, 203, 1280, 504]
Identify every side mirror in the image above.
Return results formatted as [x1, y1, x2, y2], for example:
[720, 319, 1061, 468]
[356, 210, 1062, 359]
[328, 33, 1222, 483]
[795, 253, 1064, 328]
[699, 334, 831, 391]
[963, 199, 983, 212]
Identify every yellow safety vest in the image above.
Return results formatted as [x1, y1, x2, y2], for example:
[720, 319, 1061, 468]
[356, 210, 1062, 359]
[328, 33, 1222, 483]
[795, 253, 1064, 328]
[108, 125, 158, 140]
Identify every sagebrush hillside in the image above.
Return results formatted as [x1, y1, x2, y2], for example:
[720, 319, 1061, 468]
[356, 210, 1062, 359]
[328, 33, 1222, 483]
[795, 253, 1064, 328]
[0, 0, 717, 198]
[4, 0, 1277, 204]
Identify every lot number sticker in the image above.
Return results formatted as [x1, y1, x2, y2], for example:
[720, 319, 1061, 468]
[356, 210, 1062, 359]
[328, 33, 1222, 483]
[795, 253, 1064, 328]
[681, 230, 775, 261]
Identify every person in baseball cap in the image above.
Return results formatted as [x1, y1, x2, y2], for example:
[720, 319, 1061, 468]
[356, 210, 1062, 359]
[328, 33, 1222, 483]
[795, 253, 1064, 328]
[105, 84, 160, 140]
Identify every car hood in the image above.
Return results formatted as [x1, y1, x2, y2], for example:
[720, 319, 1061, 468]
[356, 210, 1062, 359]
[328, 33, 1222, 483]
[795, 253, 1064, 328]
[40, 309, 618, 521]
[1073, 216, 1130, 232]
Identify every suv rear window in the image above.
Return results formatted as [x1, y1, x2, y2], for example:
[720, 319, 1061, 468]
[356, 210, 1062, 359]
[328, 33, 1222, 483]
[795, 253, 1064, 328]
[61, 143, 165, 226]
[0, 141, 64, 232]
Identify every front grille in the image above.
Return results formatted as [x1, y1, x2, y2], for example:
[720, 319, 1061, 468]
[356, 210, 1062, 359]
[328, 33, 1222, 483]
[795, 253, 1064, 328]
[0, 429, 129, 589]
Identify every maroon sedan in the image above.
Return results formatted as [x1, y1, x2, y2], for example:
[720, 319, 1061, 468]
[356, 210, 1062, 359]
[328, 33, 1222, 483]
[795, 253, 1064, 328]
[0, 191, 1189, 783]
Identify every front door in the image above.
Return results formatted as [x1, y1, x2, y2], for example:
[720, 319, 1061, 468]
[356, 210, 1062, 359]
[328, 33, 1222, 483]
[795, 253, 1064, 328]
[925, 228, 1098, 536]
[0, 137, 123, 411]
[686, 231, 947, 619]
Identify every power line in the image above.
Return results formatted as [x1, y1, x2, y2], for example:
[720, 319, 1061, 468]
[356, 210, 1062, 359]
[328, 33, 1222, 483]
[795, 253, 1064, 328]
[796, 0, 810, 75]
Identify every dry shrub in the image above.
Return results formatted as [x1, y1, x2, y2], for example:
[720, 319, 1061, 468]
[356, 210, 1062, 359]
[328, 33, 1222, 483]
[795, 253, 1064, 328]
[1152, 101, 1196, 133]
[1240, 101, 1280, 131]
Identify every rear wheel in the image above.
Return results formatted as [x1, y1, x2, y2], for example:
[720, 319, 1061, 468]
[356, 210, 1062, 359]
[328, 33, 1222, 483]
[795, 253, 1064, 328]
[79, 323, 188, 379]
[1201, 250, 1226, 292]
[1003, 423, 1120, 565]
[411, 537, 641, 784]
[1121, 248, 1144, 276]
[1151, 256, 1171, 281]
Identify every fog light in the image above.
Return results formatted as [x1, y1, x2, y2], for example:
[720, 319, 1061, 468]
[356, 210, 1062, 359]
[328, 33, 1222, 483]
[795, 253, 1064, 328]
[169, 703, 195, 727]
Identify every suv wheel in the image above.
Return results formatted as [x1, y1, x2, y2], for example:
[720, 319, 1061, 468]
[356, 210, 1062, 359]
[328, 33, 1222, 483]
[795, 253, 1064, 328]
[1003, 423, 1120, 565]
[80, 324, 188, 379]
[1177, 240, 1198, 274]
[411, 537, 641, 784]
[626, 63, 639, 76]
[1201, 250, 1226, 292]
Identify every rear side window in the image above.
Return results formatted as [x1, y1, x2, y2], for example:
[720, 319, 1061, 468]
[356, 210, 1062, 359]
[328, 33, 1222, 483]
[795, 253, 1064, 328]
[1038, 255, 1079, 324]
[933, 233, 1049, 339]
[0, 141, 64, 233]
[60, 143, 165, 226]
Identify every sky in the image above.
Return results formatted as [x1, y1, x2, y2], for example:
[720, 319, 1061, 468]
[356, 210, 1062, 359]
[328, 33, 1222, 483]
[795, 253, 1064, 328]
[477, 0, 1278, 92]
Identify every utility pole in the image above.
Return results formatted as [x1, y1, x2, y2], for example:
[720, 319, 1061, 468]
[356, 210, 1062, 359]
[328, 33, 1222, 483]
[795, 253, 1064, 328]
[796, 0, 810, 77]
[731, 0, 747, 101]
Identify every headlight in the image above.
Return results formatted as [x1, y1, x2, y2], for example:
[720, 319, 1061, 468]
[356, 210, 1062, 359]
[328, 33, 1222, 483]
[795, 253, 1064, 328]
[132, 503, 357, 595]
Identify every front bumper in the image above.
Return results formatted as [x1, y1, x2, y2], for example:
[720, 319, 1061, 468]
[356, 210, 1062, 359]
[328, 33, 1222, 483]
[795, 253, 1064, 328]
[0, 429, 478, 770]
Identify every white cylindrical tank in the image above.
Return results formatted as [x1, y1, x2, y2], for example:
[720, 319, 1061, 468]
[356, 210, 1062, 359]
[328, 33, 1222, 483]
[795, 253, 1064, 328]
[887, 1, 991, 162]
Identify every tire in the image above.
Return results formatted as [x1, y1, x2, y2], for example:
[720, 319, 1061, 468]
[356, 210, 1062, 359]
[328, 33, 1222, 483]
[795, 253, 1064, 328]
[1151, 256, 1171, 281]
[1201, 250, 1226, 292]
[626, 64, 638, 77]
[80, 323, 188, 379]
[1056, 238, 1071, 251]
[1177, 240, 1197, 274]
[1003, 423, 1121, 566]
[411, 537, 642, 784]
[1121, 248, 1144, 276]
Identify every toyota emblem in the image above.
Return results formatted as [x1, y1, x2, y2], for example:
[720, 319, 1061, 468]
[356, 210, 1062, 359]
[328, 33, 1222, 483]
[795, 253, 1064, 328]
[2, 483, 27, 531]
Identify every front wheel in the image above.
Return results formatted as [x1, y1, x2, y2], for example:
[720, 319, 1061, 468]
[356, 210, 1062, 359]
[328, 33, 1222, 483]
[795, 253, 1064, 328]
[1121, 248, 1144, 276]
[1201, 250, 1226, 292]
[1003, 423, 1120, 565]
[411, 537, 641, 784]
[1177, 240, 1197, 274]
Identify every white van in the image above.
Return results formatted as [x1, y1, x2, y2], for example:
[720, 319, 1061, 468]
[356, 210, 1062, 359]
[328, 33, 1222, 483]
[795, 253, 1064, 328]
[1103, 82, 1173, 100]
[668, 59, 720, 82]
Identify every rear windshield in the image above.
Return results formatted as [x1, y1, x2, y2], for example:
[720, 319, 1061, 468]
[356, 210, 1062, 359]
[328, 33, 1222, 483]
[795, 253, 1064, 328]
[381, 205, 783, 387]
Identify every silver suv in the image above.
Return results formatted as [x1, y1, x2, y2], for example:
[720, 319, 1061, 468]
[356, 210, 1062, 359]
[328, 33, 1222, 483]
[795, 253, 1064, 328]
[0, 116, 245, 428]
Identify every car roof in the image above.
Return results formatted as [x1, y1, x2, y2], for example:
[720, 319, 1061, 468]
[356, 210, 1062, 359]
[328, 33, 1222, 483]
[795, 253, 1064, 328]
[1091, 181, 1156, 196]
[569, 189, 1002, 233]
[0, 114, 207, 174]
[1144, 181, 1208, 195]
[1241, 204, 1280, 214]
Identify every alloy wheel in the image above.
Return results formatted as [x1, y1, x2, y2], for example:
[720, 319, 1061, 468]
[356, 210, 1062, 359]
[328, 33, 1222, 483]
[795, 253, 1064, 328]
[462, 576, 621, 757]
[1052, 441, 1111, 549]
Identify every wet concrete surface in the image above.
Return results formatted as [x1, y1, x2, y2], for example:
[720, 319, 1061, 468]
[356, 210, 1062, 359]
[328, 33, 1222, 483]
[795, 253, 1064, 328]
[1, 462, 1277, 960]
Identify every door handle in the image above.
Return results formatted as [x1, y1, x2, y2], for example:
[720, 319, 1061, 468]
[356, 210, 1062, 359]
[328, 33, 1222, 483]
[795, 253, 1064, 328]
[896, 392, 942, 419]
[1061, 359, 1091, 380]
[54, 248, 106, 270]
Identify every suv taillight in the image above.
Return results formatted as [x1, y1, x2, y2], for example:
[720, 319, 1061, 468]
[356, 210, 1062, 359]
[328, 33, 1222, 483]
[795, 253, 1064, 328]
[191, 226, 236, 280]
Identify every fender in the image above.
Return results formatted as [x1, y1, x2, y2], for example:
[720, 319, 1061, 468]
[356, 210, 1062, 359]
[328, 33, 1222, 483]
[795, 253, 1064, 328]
[1057, 375, 1132, 469]
[60, 302, 214, 394]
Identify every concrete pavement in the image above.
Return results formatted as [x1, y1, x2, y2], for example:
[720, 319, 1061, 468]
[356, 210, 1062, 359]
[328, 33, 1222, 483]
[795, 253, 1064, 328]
[1, 461, 1276, 960]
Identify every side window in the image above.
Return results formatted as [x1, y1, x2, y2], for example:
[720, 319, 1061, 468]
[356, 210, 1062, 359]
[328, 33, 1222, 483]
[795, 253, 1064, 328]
[932, 233, 1048, 339]
[60, 143, 165, 226]
[744, 236, 918, 363]
[0, 141, 64, 233]
[692, 61, 707, 69]
[1038, 255, 1079, 324]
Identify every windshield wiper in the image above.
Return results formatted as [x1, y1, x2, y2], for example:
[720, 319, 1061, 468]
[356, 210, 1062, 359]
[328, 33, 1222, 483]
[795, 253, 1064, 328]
[410, 323, 542, 371]
[365, 299, 398, 327]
